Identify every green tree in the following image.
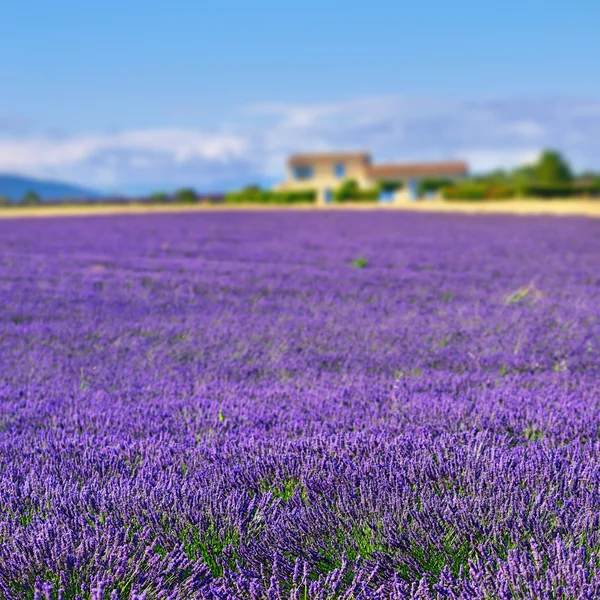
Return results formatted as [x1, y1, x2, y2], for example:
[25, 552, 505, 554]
[535, 149, 573, 185]
[173, 188, 197, 204]
[417, 178, 452, 196]
[511, 164, 538, 187]
[149, 192, 169, 204]
[377, 180, 403, 193]
[335, 179, 360, 201]
[22, 190, 40, 205]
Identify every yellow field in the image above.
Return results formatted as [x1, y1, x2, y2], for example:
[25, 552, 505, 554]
[1, 199, 600, 219]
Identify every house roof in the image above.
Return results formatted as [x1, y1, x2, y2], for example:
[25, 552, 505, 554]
[367, 161, 468, 179]
[288, 152, 371, 166]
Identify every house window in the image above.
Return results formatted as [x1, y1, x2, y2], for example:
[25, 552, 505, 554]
[379, 189, 395, 203]
[293, 165, 314, 180]
[334, 163, 346, 178]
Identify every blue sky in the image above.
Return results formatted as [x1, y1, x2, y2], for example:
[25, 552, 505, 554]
[1, 0, 599, 193]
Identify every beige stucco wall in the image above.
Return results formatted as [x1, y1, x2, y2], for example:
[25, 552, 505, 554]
[276, 157, 371, 202]
[274, 157, 467, 204]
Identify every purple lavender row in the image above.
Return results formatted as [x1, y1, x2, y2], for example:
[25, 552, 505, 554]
[0, 212, 599, 599]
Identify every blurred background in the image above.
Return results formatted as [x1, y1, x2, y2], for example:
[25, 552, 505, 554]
[0, 0, 599, 202]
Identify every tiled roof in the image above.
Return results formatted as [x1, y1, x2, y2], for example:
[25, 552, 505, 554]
[367, 161, 468, 179]
[288, 152, 371, 166]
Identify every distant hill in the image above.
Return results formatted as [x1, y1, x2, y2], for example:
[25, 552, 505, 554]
[0, 174, 98, 201]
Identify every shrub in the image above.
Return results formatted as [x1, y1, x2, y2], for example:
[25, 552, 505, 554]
[173, 188, 198, 204]
[521, 184, 577, 198]
[417, 178, 452, 196]
[442, 183, 516, 201]
[485, 184, 518, 199]
[377, 180, 403, 193]
[334, 179, 378, 203]
[278, 190, 317, 203]
[584, 182, 600, 197]
[224, 189, 316, 204]
[21, 190, 41, 205]
[344, 188, 379, 202]
[334, 179, 360, 201]
[522, 182, 600, 198]
[149, 192, 169, 204]
[442, 183, 488, 201]
[444, 180, 600, 201]
[520, 183, 600, 198]
[0, 196, 10, 207]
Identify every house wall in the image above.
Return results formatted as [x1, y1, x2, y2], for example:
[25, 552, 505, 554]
[274, 155, 468, 204]
[276, 157, 371, 199]
[364, 175, 415, 202]
[366, 173, 467, 203]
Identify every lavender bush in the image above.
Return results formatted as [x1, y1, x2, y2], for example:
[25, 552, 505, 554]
[0, 212, 599, 599]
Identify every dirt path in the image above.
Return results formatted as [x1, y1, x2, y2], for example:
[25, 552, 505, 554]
[1, 199, 600, 219]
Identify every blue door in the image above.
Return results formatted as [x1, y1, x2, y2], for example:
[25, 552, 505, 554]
[407, 179, 418, 201]
[324, 188, 333, 204]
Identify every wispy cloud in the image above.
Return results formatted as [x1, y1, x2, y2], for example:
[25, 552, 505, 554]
[0, 129, 249, 190]
[1, 96, 600, 192]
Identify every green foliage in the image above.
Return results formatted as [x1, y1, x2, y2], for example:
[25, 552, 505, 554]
[504, 283, 539, 305]
[524, 426, 545, 442]
[377, 180, 404, 193]
[149, 192, 169, 204]
[180, 522, 240, 578]
[442, 184, 486, 201]
[21, 190, 41, 205]
[444, 155, 600, 201]
[511, 164, 538, 186]
[356, 188, 379, 201]
[350, 257, 368, 268]
[506, 287, 531, 304]
[0, 196, 10, 207]
[521, 183, 600, 198]
[442, 183, 516, 201]
[259, 477, 306, 503]
[334, 179, 378, 202]
[464, 151, 574, 197]
[535, 149, 573, 185]
[173, 188, 198, 204]
[334, 179, 360, 201]
[224, 188, 316, 204]
[417, 178, 453, 196]
[480, 184, 516, 199]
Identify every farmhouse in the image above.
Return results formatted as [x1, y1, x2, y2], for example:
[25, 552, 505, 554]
[274, 151, 468, 204]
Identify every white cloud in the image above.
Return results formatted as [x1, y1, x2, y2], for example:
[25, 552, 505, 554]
[1, 96, 600, 192]
[0, 129, 248, 187]
[504, 121, 546, 138]
[459, 149, 541, 172]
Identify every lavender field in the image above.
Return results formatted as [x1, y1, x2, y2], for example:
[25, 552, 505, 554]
[1, 212, 599, 599]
